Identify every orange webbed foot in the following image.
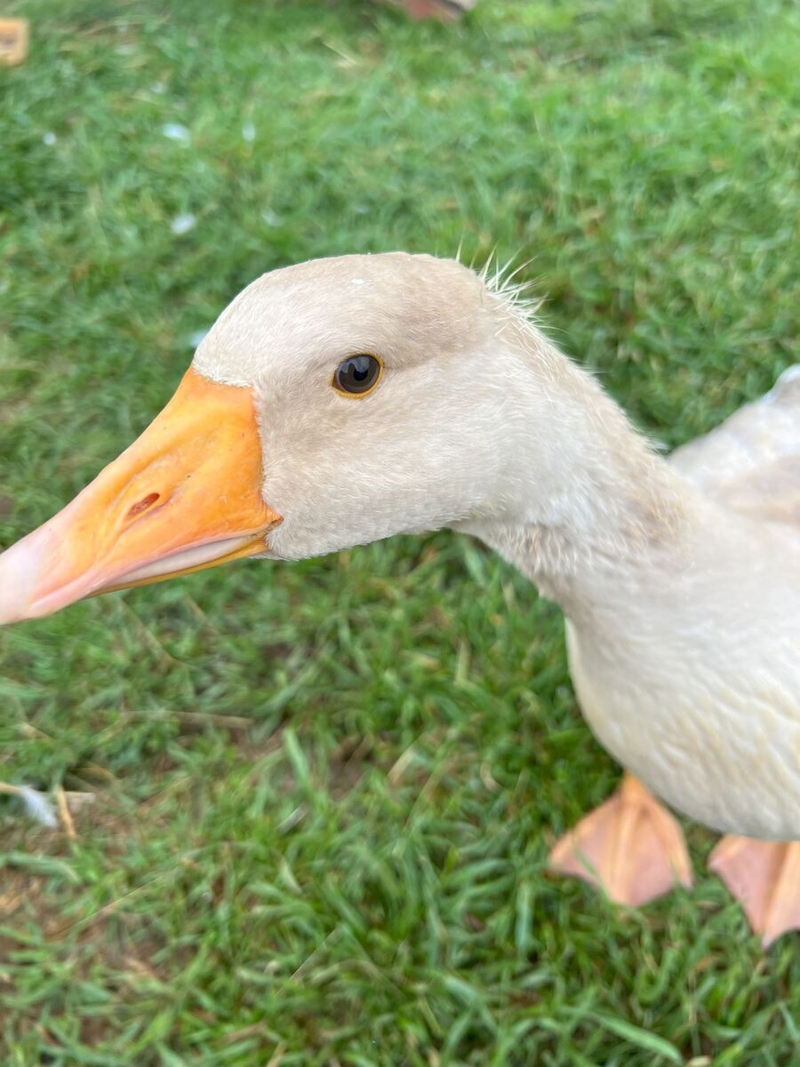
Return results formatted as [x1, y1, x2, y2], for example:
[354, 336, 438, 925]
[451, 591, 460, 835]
[549, 774, 693, 907]
[709, 836, 800, 948]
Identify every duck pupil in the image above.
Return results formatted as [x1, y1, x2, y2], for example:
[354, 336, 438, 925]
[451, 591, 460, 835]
[337, 354, 379, 394]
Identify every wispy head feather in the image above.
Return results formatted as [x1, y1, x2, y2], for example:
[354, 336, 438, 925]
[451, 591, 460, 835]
[480, 253, 544, 321]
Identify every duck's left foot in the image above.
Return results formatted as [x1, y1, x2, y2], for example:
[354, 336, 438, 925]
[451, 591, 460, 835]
[709, 837, 800, 948]
[388, 0, 476, 21]
[548, 774, 693, 907]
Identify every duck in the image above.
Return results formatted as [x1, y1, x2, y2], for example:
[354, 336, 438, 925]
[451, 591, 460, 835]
[0, 252, 797, 944]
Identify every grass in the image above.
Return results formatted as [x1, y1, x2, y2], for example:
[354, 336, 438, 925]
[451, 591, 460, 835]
[1, 0, 799, 1063]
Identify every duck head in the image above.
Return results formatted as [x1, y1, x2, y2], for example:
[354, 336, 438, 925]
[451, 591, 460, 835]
[0, 252, 554, 624]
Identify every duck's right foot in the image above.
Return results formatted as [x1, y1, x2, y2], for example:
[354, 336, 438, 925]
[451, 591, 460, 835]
[548, 773, 693, 907]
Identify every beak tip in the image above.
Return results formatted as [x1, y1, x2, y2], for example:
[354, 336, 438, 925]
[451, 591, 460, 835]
[0, 527, 58, 625]
[0, 555, 32, 625]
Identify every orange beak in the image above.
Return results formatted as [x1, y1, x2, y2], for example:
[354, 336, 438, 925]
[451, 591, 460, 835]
[0, 367, 282, 624]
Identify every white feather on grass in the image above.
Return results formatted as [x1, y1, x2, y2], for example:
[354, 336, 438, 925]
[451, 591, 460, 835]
[16, 785, 58, 828]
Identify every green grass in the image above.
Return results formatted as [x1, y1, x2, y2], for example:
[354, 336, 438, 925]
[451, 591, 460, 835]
[1, 0, 799, 1063]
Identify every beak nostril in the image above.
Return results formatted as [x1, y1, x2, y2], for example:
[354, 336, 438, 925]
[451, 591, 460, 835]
[126, 492, 161, 520]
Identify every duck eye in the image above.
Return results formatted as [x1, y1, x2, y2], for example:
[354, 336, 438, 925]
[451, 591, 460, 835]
[333, 354, 382, 397]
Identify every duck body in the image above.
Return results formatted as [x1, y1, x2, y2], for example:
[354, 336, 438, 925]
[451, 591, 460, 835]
[0, 252, 798, 847]
[561, 508, 799, 839]
[460, 364, 799, 840]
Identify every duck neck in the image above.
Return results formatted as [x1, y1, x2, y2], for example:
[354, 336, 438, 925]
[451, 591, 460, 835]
[455, 328, 693, 619]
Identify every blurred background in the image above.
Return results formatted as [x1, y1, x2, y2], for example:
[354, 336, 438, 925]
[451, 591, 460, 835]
[0, 1, 798, 1064]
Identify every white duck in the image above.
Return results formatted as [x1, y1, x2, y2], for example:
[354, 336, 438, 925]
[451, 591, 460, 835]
[0, 253, 798, 944]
